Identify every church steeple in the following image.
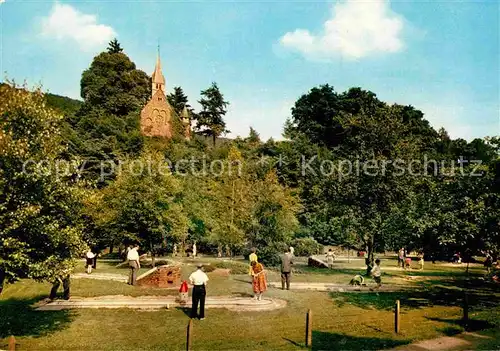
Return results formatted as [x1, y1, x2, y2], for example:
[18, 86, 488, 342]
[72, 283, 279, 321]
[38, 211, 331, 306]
[151, 45, 165, 97]
[181, 106, 191, 140]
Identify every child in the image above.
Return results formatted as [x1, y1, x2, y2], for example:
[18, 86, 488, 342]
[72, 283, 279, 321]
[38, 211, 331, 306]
[349, 274, 365, 286]
[404, 257, 412, 270]
[370, 259, 382, 290]
[418, 254, 424, 271]
[325, 249, 335, 269]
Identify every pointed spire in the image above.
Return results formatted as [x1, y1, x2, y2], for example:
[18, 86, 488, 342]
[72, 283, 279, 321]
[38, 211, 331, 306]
[181, 106, 189, 119]
[151, 44, 165, 97]
[152, 47, 165, 85]
[156, 43, 161, 71]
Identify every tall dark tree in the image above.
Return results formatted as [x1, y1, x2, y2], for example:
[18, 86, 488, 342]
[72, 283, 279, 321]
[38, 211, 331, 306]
[107, 38, 123, 54]
[69, 45, 148, 181]
[80, 49, 149, 116]
[285, 85, 385, 150]
[196, 82, 229, 146]
[167, 86, 191, 116]
[246, 127, 261, 145]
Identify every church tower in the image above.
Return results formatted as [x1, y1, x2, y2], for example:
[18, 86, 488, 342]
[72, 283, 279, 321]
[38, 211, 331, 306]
[181, 106, 191, 141]
[140, 47, 172, 138]
[151, 47, 165, 97]
[140, 48, 191, 140]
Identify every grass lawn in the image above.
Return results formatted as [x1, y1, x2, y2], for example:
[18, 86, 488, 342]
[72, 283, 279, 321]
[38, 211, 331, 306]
[1, 257, 499, 350]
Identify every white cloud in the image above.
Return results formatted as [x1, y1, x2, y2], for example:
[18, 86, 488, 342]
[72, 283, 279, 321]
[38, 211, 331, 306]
[41, 3, 116, 51]
[280, 0, 405, 60]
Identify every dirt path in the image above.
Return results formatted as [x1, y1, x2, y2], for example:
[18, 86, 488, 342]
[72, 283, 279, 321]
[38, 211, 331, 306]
[387, 332, 494, 351]
[72, 273, 128, 282]
[33, 295, 287, 312]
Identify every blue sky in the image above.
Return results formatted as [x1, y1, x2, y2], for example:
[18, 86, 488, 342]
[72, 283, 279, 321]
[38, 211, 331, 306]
[1, 0, 498, 141]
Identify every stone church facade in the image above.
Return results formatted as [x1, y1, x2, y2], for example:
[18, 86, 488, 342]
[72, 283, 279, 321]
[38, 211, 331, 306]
[140, 53, 190, 139]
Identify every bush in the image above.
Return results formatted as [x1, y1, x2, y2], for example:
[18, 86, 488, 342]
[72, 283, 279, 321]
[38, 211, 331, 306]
[213, 261, 249, 275]
[258, 246, 282, 267]
[202, 265, 216, 273]
[292, 237, 323, 257]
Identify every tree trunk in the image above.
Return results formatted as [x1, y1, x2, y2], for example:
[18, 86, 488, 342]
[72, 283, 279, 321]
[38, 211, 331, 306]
[0, 268, 5, 295]
[109, 244, 114, 254]
[150, 242, 156, 268]
[212, 134, 216, 146]
[366, 239, 374, 276]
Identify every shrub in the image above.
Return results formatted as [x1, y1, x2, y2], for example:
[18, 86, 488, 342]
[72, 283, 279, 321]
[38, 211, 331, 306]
[292, 237, 323, 257]
[258, 246, 282, 267]
[213, 260, 249, 275]
[202, 265, 216, 273]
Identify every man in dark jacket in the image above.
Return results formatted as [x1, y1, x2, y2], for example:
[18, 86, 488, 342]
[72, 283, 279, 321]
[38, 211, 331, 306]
[280, 247, 293, 290]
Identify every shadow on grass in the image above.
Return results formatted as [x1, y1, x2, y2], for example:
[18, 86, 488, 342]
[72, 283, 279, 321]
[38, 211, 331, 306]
[330, 285, 500, 312]
[175, 306, 192, 318]
[427, 317, 495, 333]
[311, 331, 410, 351]
[0, 296, 74, 338]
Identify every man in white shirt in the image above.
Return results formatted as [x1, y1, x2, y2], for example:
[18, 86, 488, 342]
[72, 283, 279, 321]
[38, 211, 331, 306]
[127, 245, 140, 285]
[189, 263, 209, 320]
[370, 259, 382, 291]
[86, 249, 96, 274]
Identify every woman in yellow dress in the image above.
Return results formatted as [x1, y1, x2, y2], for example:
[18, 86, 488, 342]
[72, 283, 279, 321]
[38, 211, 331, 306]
[251, 260, 267, 300]
[248, 248, 258, 275]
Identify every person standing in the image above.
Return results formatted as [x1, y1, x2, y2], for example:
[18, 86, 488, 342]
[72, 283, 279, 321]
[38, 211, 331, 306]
[370, 259, 382, 291]
[248, 248, 258, 275]
[484, 252, 493, 273]
[127, 244, 140, 285]
[325, 249, 335, 269]
[418, 253, 425, 271]
[86, 249, 96, 274]
[49, 268, 71, 300]
[192, 242, 197, 258]
[250, 261, 267, 300]
[398, 248, 405, 268]
[289, 246, 295, 257]
[189, 263, 209, 320]
[280, 247, 293, 290]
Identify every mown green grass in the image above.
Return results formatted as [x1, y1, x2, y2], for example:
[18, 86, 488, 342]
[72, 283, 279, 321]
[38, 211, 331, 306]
[1, 257, 498, 351]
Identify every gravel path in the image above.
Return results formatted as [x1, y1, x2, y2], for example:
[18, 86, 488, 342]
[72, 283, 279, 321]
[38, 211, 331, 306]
[34, 295, 287, 312]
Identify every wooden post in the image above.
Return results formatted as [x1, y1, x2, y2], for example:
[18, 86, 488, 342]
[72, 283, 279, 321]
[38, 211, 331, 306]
[463, 291, 469, 330]
[8, 335, 15, 351]
[186, 319, 193, 351]
[394, 300, 400, 334]
[305, 309, 312, 348]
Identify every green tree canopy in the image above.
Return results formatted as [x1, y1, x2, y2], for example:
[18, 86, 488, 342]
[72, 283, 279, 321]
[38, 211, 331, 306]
[196, 82, 229, 145]
[80, 49, 150, 116]
[107, 38, 123, 54]
[167, 86, 191, 116]
[0, 83, 86, 285]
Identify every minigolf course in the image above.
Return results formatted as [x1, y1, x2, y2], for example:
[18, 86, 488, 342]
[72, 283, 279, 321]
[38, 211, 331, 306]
[34, 295, 287, 312]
